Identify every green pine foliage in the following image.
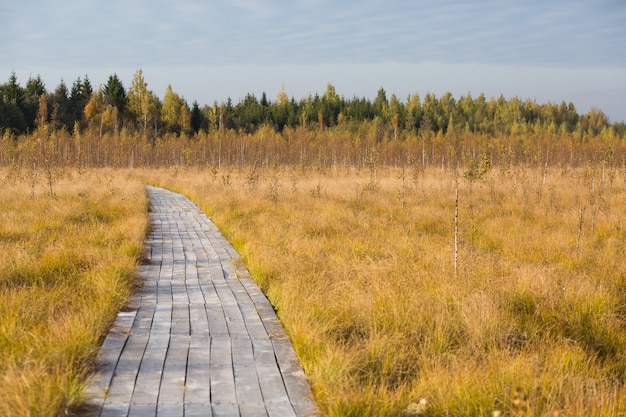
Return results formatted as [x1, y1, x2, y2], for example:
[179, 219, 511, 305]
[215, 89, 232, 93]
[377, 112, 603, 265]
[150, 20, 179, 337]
[1, 70, 624, 139]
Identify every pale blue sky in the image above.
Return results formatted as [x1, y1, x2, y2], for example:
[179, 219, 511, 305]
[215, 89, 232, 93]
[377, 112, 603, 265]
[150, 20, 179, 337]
[2, 0, 625, 121]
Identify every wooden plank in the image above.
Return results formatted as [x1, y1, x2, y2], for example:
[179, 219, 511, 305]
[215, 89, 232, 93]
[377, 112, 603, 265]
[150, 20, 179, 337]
[187, 282, 206, 305]
[205, 302, 229, 337]
[89, 329, 128, 398]
[231, 338, 265, 408]
[133, 304, 156, 334]
[171, 280, 190, 305]
[156, 281, 172, 305]
[99, 403, 131, 417]
[189, 303, 210, 336]
[256, 366, 296, 417]
[186, 266, 206, 305]
[171, 303, 190, 336]
[210, 338, 237, 407]
[211, 402, 240, 417]
[185, 335, 212, 405]
[239, 403, 270, 417]
[200, 277, 222, 305]
[127, 403, 157, 417]
[150, 304, 172, 334]
[225, 278, 268, 340]
[213, 280, 248, 337]
[139, 291, 157, 307]
[172, 262, 186, 280]
[184, 403, 213, 417]
[251, 338, 296, 415]
[131, 332, 168, 405]
[158, 335, 189, 405]
[240, 279, 285, 339]
[272, 338, 319, 416]
[221, 259, 238, 279]
[103, 332, 149, 404]
[157, 403, 184, 416]
[209, 263, 225, 281]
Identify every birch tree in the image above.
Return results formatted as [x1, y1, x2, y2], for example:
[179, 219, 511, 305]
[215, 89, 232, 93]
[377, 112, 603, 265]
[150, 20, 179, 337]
[127, 69, 158, 134]
[161, 84, 184, 134]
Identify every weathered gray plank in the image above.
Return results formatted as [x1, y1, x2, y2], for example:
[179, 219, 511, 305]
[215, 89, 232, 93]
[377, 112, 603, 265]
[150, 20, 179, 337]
[211, 402, 240, 417]
[102, 332, 149, 407]
[226, 279, 268, 339]
[89, 329, 129, 402]
[210, 338, 237, 407]
[184, 403, 213, 417]
[206, 302, 230, 337]
[158, 335, 189, 405]
[128, 403, 157, 417]
[185, 336, 212, 405]
[156, 403, 183, 416]
[131, 332, 168, 405]
[189, 303, 210, 336]
[171, 303, 190, 336]
[231, 338, 265, 408]
[272, 338, 319, 417]
[100, 403, 131, 417]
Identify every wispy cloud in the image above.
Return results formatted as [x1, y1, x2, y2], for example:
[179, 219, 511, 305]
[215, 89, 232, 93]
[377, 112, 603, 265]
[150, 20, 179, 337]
[2, 0, 624, 69]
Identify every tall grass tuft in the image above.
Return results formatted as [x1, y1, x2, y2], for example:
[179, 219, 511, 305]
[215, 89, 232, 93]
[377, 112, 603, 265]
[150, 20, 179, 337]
[0, 168, 148, 417]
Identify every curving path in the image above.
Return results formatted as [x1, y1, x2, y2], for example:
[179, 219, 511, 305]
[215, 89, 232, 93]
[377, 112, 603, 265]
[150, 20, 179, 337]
[87, 186, 320, 417]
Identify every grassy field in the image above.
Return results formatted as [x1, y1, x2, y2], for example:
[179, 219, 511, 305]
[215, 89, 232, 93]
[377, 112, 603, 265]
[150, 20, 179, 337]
[145, 163, 626, 416]
[1, 162, 625, 416]
[0, 168, 147, 417]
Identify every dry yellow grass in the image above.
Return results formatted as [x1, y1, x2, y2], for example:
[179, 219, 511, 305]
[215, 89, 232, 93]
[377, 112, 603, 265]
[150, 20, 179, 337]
[0, 168, 148, 417]
[2, 160, 624, 416]
[142, 162, 626, 416]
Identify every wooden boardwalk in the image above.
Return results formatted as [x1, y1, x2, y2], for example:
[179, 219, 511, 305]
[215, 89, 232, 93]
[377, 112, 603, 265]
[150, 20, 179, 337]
[87, 186, 320, 417]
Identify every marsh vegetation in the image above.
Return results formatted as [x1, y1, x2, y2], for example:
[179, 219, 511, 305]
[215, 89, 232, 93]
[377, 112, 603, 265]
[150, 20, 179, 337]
[1, 81, 625, 415]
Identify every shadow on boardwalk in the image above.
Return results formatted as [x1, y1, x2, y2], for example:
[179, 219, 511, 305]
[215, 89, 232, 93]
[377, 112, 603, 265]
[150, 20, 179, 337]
[87, 186, 320, 417]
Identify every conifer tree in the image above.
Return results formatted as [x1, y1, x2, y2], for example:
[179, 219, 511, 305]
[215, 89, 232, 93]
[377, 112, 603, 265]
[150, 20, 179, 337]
[69, 76, 93, 126]
[190, 101, 202, 134]
[50, 80, 71, 130]
[5, 71, 23, 106]
[24, 75, 46, 130]
[374, 87, 388, 121]
[0, 72, 27, 133]
[104, 74, 127, 115]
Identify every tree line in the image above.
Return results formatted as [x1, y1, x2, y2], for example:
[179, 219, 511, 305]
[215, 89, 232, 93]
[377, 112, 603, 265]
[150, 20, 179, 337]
[1, 69, 624, 141]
